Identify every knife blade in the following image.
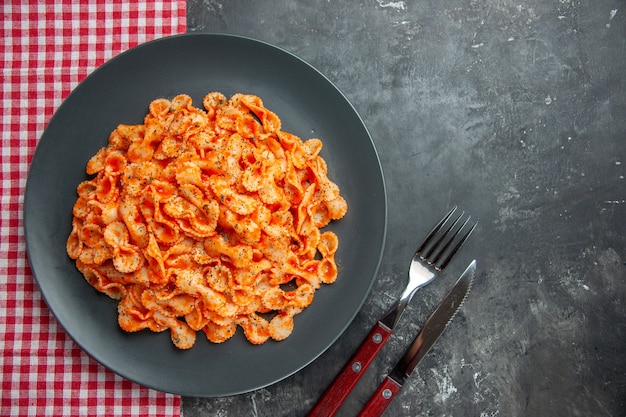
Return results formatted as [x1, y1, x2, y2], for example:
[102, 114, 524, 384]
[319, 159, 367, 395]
[357, 259, 476, 417]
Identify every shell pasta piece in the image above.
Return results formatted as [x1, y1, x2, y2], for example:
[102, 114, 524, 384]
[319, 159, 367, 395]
[66, 92, 347, 348]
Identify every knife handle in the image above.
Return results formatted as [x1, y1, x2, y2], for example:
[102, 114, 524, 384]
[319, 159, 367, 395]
[307, 322, 392, 417]
[357, 376, 402, 417]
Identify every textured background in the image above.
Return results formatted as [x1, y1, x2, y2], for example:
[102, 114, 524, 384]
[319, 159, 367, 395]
[184, 0, 625, 416]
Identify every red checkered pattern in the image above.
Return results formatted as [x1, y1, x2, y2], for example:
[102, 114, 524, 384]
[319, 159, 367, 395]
[0, 1, 186, 416]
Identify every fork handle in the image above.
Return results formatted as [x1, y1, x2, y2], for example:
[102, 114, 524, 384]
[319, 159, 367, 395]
[307, 322, 392, 417]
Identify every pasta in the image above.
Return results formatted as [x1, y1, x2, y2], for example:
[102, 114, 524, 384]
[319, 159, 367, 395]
[66, 92, 347, 348]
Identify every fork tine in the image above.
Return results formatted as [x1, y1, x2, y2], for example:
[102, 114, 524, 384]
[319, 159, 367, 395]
[434, 219, 477, 271]
[422, 211, 465, 260]
[430, 214, 469, 262]
[415, 206, 457, 255]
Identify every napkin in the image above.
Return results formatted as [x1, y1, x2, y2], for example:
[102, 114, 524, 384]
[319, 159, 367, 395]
[1, 1, 186, 415]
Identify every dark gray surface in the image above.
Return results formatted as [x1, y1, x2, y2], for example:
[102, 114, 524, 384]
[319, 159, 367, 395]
[184, 0, 626, 416]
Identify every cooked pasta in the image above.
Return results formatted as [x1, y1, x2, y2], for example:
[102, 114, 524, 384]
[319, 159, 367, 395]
[66, 92, 347, 348]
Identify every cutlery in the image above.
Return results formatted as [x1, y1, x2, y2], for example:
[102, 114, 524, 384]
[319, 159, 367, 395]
[357, 259, 476, 417]
[307, 207, 476, 417]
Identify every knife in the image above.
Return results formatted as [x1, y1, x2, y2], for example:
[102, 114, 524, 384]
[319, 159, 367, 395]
[357, 259, 476, 417]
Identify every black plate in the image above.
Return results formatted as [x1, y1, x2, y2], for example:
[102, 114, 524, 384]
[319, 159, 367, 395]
[24, 33, 386, 397]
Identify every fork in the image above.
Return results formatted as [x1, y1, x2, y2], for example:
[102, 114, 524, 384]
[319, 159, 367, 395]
[307, 207, 477, 417]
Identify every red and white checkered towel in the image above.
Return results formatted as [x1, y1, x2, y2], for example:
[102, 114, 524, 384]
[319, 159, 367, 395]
[1, 1, 186, 415]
